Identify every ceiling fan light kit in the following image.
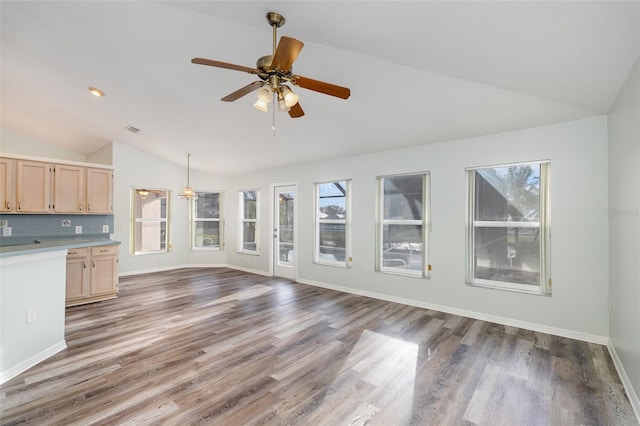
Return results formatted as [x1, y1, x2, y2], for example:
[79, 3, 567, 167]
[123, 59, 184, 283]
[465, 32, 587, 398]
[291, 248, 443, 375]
[191, 11, 350, 128]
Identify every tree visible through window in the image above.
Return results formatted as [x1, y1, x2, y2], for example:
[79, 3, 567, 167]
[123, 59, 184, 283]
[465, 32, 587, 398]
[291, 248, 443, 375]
[467, 162, 550, 294]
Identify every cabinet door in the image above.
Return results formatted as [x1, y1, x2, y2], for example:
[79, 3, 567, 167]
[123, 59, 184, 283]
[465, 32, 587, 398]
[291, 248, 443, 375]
[86, 168, 113, 214]
[54, 164, 85, 213]
[0, 158, 15, 212]
[66, 256, 90, 301]
[16, 160, 51, 212]
[91, 255, 118, 295]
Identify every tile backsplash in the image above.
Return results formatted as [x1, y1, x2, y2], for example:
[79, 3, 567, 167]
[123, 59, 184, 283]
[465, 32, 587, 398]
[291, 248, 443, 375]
[0, 214, 114, 238]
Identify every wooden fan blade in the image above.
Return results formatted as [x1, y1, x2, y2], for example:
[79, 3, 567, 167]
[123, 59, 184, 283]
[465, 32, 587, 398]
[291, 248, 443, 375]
[191, 57, 260, 74]
[221, 81, 263, 102]
[290, 75, 350, 99]
[271, 36, 304, 72]
[288, 102, 304, 118]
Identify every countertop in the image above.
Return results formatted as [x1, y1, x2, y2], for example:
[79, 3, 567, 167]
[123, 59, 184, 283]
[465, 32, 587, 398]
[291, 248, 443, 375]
[0, 235, 121, 258]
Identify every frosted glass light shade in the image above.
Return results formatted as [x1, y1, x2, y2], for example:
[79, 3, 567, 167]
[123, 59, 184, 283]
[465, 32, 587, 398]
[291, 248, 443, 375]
[253, 99, 268, 112]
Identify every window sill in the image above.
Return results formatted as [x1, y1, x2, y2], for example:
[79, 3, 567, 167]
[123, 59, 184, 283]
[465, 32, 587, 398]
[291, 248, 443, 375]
[314, 260, 349, 269]
[467, 280, 550, 296]
[379, 268, 430, 279]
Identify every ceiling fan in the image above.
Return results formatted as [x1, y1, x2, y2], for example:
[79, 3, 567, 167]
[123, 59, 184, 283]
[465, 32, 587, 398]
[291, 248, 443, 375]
[191, 12, 350, 119]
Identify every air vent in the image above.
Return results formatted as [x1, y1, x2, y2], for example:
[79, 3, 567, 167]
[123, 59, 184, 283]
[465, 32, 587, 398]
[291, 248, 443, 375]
[125, 125, 140, 133]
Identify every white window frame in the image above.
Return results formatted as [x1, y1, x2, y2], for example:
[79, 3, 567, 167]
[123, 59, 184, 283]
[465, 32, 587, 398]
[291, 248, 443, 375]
[314, 179, 352, 268]
[376, 172, 431, 278]
[238, 189, 260, 255]
[130, 188, 170, 255]
[191, 190, 224, 251]
[466, 161, 551, 295]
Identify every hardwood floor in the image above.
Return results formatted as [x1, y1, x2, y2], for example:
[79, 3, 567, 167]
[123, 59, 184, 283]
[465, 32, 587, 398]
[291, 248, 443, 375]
[1, 267, 637, 425]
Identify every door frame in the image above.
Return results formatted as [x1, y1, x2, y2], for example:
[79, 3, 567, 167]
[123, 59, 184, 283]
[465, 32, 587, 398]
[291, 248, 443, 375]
[270, 182, 297, 279]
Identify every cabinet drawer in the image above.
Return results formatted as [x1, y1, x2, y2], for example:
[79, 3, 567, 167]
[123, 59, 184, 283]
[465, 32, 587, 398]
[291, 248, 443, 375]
[67, 247, 89, 257]
[91, 245, 118, 256]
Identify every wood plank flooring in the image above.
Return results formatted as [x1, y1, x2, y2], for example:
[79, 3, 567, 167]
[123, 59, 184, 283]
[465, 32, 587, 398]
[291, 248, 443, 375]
[1, 267, 637, 425]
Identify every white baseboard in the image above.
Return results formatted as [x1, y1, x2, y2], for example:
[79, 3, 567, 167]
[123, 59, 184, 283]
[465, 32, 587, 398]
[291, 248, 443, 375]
[296, 277, 609, 345]
[226, 265, 273, 277]
[119, 264, 238, 277]
[119, 264, 188, 277]
[0, 340, 66, 385]
[607, 342, 640, 422]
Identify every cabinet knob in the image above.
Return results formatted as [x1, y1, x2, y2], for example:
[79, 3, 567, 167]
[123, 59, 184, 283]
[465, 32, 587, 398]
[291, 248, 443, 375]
[6, 202, 9, 210]
[92, 260, 95, 268]
[18, 203, 21, 211]
[88, 203, 91, 212]
[79, 204, 82, 212]
[83, 261, 86, 269]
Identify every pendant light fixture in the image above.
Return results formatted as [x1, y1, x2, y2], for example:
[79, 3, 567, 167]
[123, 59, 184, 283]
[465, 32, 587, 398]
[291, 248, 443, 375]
[178, 153, 197, 200]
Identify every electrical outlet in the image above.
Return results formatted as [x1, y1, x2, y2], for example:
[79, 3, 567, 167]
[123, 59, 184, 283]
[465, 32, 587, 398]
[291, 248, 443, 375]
[75, 226, 82, 234]
[0, 220, 7, 227]
[102, 225, 109, 233]
[3, 227, 12, 236]
[62, 220, 71, 227]
[26, 308, 37, 324]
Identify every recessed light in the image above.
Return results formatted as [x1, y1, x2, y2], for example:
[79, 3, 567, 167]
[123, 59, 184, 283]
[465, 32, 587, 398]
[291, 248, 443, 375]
[88, 86, 105, 97]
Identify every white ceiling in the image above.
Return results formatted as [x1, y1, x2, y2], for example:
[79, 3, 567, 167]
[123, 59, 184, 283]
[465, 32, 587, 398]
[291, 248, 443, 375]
[1, 1, 639, 175]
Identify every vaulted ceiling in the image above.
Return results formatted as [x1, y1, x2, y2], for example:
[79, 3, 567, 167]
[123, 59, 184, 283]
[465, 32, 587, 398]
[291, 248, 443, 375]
[1, 1, 639, 175]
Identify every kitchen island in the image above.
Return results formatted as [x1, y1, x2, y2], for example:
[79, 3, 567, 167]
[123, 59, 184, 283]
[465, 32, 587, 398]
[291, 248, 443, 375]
[0, 236, 120, 384]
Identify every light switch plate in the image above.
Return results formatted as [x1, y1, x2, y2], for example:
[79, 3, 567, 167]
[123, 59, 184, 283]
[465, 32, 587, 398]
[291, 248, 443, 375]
[2, 226, 12, 236]
[102, 225, 109, 233]
[75, 226, 82, 234]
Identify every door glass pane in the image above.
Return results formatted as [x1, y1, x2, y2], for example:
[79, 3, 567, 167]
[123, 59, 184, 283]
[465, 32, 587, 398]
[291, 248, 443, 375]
[382, 224, 422, 271]
[474, 226, 540, 286]
[475, 165, 540, 222]
[194, 221, 219, 248]
[278, 191, 294, 264]
[242, 222, 256, 251]
[318, 223, 345, 262]
[383, 176, 423, 220]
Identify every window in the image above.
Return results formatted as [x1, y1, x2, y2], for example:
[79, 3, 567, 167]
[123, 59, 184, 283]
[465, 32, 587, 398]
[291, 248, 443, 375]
[238, 190, 259, 254]
[131, 188, 169, 255]
[466, 162, 550, 294]
[192, 191, 223, 250]
[377, 173, 430, 277]
[315, 180, 351, 267]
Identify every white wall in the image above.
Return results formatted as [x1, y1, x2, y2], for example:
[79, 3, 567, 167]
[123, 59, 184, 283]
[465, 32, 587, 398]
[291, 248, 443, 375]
[608, 57, 640, 405]
[86, 141, 113, 166]
[0, 128, 87, 162]
[226, 116, 610, 339]
[1, 250, 67, 383]
[111, 141, 228, 274]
